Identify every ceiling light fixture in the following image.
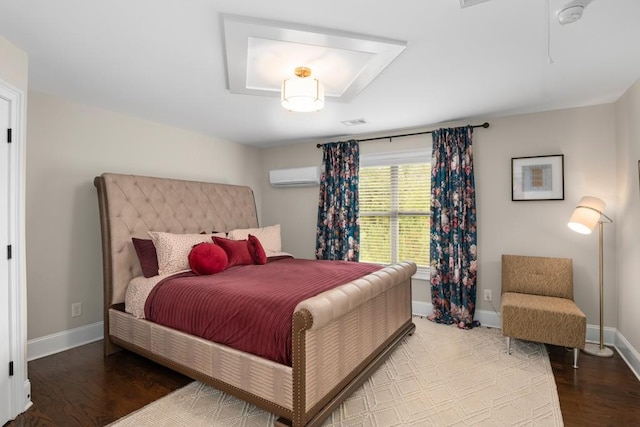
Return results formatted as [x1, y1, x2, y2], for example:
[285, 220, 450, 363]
[281, 67, 325, 112]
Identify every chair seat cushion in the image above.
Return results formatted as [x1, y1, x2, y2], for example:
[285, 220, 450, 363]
[501, 292, 586, 349]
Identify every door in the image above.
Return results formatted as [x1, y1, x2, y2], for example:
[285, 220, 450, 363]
[0, 95, 11, 424]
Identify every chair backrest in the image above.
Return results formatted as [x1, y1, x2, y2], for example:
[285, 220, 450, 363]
[501, 254, 573, 300]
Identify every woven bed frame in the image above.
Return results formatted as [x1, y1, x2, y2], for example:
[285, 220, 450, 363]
[95, 173, 416, 427]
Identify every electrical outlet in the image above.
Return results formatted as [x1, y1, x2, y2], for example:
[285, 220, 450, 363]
[483, 289, 492, 302]
[71, 302, 82, 318]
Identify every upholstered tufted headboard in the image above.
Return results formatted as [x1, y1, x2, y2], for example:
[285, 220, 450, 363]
[94, 173, 259, 308]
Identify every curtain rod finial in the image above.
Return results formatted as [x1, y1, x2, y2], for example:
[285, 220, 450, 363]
[482, 122, 490, 128]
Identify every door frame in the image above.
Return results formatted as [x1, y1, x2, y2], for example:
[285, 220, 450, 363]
[0, 79, 31, 419]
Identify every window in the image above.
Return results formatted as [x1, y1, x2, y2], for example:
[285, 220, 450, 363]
[359, 150, 430, 278]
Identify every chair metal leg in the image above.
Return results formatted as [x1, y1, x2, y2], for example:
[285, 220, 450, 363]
[573, 348, 579, 369]
[506, 337, 512, 355]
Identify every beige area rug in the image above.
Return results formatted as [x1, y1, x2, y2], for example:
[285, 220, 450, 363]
[109, 317, 563, 426]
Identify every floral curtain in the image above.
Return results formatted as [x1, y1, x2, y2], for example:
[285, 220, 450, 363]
[429, 126, 479, 329]
[315, 140, 360, 261]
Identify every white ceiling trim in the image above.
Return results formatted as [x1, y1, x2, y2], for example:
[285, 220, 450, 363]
[222, 14, 407, 102]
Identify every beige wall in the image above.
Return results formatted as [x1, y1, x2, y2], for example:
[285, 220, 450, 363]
[0, 35, 28, 92]
[615, 79, 640, 353]
[477, 105, 617, 327]
[260, 104, 618, 329]
[26, 92, 262, 339]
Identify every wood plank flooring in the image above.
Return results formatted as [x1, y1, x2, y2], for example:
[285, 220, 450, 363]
[5, 340, 640, 426]
[6, 342, 191, 427]
[547, 344, 640, 426]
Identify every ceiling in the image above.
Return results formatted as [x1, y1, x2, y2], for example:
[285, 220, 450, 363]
[1, 0, 639, 147]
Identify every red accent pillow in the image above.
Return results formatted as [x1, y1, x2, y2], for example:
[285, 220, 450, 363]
[132, 238, 159, 278]
[248, 234, 267, 265]
[188, 243, 228, 275]
[212, 236, 254, 268]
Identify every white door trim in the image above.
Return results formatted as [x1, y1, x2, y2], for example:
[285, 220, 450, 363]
[0, 78, 31, 419]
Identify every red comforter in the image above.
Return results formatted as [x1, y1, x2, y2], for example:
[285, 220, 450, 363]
[144, 258, 381, 366]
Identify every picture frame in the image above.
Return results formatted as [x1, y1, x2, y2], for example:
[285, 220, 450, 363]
[511, 154, 564, 201]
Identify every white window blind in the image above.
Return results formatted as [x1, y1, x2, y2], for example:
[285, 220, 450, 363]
[359, 150, 430, 274]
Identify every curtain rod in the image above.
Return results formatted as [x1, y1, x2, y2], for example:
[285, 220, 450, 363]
[315, 122, 490, 148]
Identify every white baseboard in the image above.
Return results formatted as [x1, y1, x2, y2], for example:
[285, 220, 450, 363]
[585, 324, 617, 346]
[412, 300, 501, 328]
[411, 300, 431, 317]
[614, 331, 640, 381]
[23, 380, 32, 412]
[25, 305, 640, 383]
[475, 309, 501, 328]
[27, 321, 103, 361]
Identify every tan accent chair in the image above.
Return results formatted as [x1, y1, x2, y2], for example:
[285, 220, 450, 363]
[501, 254, 586, 368]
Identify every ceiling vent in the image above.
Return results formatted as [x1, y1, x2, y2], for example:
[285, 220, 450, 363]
[342, 118, 368, 127]
[459, 0, 491, 8]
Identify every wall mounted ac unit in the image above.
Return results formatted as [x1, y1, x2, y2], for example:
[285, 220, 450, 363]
[269, 166, 321, 187]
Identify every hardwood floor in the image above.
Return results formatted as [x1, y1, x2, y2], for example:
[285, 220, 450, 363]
[6, 342, 191, 427]
[6, 340, 640, 426]
[547, 344, 640, 426]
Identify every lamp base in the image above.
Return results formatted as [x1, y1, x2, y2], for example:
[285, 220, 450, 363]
[582, 342, 614, 357]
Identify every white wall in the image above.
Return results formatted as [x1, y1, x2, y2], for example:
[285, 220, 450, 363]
[615, 79, 640, 356]
[26, 92, 262, 341]
[260, 104, 618, 330]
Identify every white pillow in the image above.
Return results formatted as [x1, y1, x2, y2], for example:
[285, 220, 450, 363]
[148, 231, 226, 275]
[227, 224, 281, 253]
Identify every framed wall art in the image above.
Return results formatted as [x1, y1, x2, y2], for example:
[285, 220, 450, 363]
[511, 154, 564, 201]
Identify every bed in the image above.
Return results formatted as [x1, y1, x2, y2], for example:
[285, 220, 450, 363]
[94, 172, 417, 427]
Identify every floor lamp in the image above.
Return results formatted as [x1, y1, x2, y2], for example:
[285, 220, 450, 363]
[568, 196, 614, 357]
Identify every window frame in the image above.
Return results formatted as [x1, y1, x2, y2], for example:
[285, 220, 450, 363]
[360, 149, 431, 280]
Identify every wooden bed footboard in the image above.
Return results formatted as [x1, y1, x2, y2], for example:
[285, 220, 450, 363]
[291, 271, 415, 427]
[107, 268, 415, 427]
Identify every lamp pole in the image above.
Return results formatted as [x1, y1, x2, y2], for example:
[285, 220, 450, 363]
[583, 219, 613, 357]
[598, 220, 604, 350]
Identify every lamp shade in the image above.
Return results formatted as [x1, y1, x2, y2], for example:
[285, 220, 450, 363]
[281, 67, 325, 112]
[568, 196, 606, 234]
